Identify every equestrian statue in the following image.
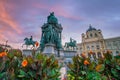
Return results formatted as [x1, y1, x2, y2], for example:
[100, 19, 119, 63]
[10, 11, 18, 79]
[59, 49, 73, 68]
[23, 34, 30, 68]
[22, 36, 37, 49]
[64, 37, 77, 50]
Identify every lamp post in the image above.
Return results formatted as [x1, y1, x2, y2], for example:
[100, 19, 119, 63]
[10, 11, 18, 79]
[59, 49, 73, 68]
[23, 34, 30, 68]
[5, 40, 8, 49]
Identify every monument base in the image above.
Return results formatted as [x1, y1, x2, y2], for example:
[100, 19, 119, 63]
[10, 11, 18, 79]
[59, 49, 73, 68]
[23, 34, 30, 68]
[43, 44, 55, 56]
[22, 48, 38, 56]
[22, 49, 33, 56]
[63, 50, 77, 63]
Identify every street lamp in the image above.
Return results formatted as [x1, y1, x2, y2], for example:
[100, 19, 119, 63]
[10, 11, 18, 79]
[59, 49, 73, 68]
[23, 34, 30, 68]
[5, 40, 8, 49]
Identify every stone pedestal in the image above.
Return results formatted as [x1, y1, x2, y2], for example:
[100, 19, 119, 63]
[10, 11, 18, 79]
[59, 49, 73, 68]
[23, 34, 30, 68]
[59, 49, 64, 57]
[22, 49, 33, 56]
[64, 50, 77, 63]
[43, 44, 55, 55]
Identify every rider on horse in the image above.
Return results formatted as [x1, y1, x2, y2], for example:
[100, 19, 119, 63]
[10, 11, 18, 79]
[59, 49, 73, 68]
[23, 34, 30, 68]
[30, 36, 33, 42]
[70, 37, 75, 43]
[22, 36, 37, 49]
[64, 37, 77, 50]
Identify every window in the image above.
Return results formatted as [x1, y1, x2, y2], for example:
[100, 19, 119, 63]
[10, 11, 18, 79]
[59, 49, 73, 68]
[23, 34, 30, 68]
[95, 33, 98, 37]
[113, 41, 117, 46]
[91, 46, 94, 50]
[92, 46, 94, 47]
[87, 46, 90, 50]
[107, 42, 111, 46]
[96, 45, 100, 50]
[90, 33, 93, 37]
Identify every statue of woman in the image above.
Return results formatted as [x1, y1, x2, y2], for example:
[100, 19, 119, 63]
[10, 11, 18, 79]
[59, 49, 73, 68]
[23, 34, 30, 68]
[44, 25, 54, 43]
[47, 12, 58, 24]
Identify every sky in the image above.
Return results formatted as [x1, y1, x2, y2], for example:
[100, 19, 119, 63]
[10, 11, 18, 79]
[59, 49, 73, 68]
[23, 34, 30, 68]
[0, 0, 120, 49]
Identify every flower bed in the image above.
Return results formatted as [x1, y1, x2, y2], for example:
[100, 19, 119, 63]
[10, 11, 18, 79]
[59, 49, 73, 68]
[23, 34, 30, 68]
[67, 51, 120, 80]
[0, 47, 61, 80]
[0, 46, 120, 80]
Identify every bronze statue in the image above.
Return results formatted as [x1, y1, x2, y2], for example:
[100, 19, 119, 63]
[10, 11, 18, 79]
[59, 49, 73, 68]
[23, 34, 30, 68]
[22, 36, 37, 49]
[64, 38, 77, 50]
[40, 12, 63, 52]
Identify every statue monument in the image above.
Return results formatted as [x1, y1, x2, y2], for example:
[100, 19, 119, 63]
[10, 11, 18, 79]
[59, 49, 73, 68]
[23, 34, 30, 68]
[22, 36, 37, 49]
[22, 36, 38, 56]
[40, 12, 63, 56]
[64, 37, 77, 51]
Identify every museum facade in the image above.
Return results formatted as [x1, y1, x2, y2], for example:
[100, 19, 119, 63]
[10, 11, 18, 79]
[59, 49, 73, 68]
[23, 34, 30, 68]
[77, 25, 120, 58]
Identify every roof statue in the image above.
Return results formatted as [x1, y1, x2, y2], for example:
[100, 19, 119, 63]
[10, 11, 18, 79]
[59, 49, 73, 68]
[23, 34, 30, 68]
[86, 24, 96, 32]
[40, 12, 63, 52]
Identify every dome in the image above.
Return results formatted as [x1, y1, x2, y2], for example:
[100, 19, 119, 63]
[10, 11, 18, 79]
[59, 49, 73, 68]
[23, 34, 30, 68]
[86, 25, 96, 32]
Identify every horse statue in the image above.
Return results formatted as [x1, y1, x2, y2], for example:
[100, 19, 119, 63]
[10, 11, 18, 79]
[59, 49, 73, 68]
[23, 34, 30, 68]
[64, 38, 77, 50]
[22, 36, 37, 49]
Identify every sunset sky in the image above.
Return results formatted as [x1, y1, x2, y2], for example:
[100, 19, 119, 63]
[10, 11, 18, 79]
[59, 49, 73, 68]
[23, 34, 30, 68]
[0, 0, 120, 49]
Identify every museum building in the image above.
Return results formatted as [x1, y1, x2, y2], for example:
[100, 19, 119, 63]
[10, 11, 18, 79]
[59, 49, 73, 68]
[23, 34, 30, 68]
[77, 25, 120, 58]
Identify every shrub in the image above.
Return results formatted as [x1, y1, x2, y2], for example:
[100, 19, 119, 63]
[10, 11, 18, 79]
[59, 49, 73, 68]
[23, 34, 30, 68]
[0, 49, 61, 80]
[67, 52, 120, 80]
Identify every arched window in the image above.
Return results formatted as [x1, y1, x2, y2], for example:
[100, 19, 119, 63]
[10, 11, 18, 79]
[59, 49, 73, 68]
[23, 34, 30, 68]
[95, 33, 98, 37]
[90, 33, 93, 37]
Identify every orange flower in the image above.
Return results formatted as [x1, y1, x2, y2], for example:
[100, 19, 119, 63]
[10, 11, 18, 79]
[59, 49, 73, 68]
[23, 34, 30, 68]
[2, 52, 7, 56]
[0, 53, 2, 57]
[0, 52, 7, 57]
[84, 60, 90, 65]
[22, 60, 28, 67]
[89, 50, 93, 54]
[35, 41, 39, 47]
[81, 53, 86, 58]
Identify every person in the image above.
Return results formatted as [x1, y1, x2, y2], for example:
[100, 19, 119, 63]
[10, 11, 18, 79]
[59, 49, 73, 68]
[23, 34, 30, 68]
[29, 36, 33, 44]
[70, 37, 73, 43]
[30, 36, 33, 41]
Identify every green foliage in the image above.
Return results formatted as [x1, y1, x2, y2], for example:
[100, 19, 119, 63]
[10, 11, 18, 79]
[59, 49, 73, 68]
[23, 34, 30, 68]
[67, 52, 120, 80]
[0, 49, 61, 80]
[86, 71, 101, 80]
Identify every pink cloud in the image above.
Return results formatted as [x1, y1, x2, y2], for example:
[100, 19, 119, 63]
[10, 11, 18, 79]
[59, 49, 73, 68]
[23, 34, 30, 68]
[50, 5, 82, 20]
[33, 3, 82, 20]
[0, 0, 22, 34]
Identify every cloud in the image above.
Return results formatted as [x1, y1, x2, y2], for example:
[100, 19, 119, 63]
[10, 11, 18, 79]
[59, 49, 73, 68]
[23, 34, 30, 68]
[33, 2, 82, 21]
[0, 0, 22, 34]
[0, 0, 120, 49]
